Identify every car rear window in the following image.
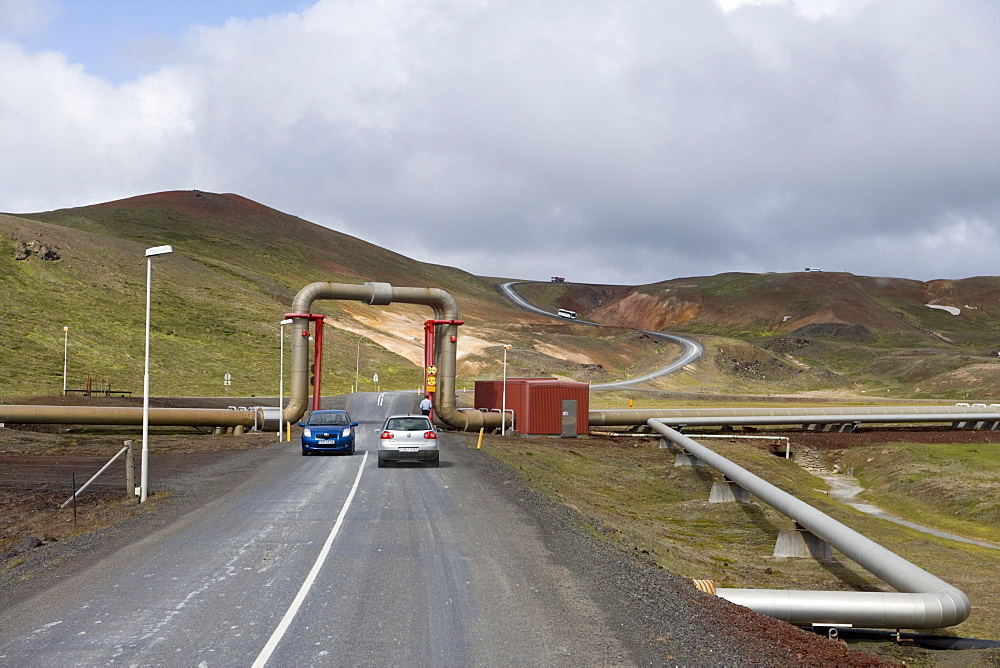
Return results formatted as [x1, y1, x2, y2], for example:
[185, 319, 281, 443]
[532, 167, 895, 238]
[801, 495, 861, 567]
[386, 417, 431, 431]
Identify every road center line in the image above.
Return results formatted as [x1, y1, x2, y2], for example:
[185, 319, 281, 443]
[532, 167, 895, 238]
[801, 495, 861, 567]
[252, 451, 368, 667]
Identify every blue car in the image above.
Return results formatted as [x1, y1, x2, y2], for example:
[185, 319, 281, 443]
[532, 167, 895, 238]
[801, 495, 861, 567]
[300, 410, 358, 456]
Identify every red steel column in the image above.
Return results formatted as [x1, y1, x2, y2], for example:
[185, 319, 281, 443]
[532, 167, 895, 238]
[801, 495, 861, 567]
[312, 317, 324, 412]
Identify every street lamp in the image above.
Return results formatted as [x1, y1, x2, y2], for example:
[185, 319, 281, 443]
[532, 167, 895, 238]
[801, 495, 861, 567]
[279, 318, 293, 441]
[501, 344, 512, 435]
[140, 245, 173, 503]
[355, 335, 363, 393]
[62, 326, 69, 395]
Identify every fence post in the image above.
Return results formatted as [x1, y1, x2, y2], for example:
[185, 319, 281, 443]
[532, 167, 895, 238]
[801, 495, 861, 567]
[125, 439, 135, 497]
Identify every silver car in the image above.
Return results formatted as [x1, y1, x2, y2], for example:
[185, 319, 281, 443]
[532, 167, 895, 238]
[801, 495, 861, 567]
[377, 415, 440, 467]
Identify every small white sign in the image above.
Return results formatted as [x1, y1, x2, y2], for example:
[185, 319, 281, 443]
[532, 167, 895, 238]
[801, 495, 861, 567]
[373, 373, 379, 383]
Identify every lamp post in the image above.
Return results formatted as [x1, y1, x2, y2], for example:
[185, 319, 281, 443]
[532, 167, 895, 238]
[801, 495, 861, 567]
[140, 245, 173, 503]
[62, 326, 69, 395]
[279, 318, 293, 441]
[355, 335, 363, 393]
[501, 344, 512, 435]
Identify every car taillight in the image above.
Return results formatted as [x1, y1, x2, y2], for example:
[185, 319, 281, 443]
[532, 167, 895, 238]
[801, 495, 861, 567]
[380, 431, 394, 439]
[423, 431, 437, 440]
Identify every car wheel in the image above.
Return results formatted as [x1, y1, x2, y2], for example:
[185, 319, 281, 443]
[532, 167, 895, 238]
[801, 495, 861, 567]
[377, 457, 386, 468]
[301, 450, 309, 456]
[430, 456, 440, 467]
[348, 444, 355, 455]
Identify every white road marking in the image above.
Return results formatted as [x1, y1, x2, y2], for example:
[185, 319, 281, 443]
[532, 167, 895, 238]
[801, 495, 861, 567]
[377, 392, 387, 406]
[251, 452, 368, 667]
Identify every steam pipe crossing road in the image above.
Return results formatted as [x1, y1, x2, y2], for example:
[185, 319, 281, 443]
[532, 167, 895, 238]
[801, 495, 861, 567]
[499, 282, 703, 389]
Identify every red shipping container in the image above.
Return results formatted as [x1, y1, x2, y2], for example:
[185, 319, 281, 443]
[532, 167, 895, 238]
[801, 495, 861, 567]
[474, 378, 589, 435]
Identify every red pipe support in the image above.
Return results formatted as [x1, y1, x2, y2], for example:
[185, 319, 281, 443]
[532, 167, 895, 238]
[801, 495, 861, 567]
[286, 313, 327, 413]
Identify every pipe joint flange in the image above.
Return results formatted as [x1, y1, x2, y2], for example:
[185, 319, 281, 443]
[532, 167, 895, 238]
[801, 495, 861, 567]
[365, 282, 394, 305]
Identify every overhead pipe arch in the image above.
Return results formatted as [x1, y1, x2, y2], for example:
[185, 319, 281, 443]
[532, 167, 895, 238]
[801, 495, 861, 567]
[283, 282, 504, 432]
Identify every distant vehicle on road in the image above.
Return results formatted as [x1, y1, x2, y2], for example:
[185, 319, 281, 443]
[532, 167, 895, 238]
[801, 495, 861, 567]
[557, 308, 578, 319]
[550, 276, 565, 283]
[804, 267, 822, 272]
[300, 409, 357, 456]
[377, 415, 439, 467]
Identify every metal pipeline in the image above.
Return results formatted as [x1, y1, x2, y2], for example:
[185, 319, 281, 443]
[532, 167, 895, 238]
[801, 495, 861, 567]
[0, 405, 260, 428]
[590, 405, 1000, 428]
[284, 282, 504, 432]
[649, 420, 971, 629]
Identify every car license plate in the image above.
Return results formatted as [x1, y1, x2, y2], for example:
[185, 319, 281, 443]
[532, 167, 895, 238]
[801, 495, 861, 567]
[399, 446, 419, 453]
[318, 439, 337, 445]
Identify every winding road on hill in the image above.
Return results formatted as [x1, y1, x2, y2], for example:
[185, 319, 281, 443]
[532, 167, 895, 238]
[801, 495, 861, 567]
[499, 281, 703, 389]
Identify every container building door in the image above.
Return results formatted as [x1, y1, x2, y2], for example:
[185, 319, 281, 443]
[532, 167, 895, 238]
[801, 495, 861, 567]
[561, 399, 578, 438]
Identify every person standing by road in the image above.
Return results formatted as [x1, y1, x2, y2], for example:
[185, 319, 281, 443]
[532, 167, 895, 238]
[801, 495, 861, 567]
[420, 395, 432, 416]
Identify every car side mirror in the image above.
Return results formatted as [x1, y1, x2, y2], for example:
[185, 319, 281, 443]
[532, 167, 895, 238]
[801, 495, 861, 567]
[351, 422, 359, 427]
[298, 422, 305, 427]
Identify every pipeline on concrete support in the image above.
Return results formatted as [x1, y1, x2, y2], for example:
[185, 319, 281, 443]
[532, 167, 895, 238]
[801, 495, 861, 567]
[589, 405, 1000, 429]
[0, 405, 261, 429]
[648, 419, 971, 630]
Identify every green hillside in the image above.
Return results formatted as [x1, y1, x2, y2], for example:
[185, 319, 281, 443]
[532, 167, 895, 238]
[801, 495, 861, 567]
[0, 191, 515, 397]
[6, 190, 1000, 402]
[1, 191, 667, 398]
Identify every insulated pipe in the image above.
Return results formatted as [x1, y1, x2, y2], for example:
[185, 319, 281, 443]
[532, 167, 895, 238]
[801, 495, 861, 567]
[0, 405, 259, 427]
[649, 420, 971, 629]
[284, 282, 504, 431]
[589, 406, 1000, 428]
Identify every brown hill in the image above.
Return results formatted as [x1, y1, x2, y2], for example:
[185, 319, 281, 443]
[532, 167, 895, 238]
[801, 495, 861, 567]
[572, 272, 1000, 344]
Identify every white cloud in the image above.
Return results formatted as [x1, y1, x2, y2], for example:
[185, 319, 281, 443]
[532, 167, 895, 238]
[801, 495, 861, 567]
[716, 0, 871, 20]
[0, 0, 58, 39]
[1, 0, 999, 284]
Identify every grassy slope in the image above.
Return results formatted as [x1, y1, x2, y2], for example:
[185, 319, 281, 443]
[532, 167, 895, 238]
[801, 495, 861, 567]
[6, 189, 1000, 400]
[1, 191, 675, 397]
[1, 191, 515, 396]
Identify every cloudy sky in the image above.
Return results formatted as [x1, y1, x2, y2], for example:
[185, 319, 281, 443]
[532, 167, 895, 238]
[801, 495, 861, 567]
[2, 0, 998, 285]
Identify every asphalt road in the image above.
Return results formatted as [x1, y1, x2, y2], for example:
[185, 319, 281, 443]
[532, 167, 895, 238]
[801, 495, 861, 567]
[0, 392, 640, 665]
